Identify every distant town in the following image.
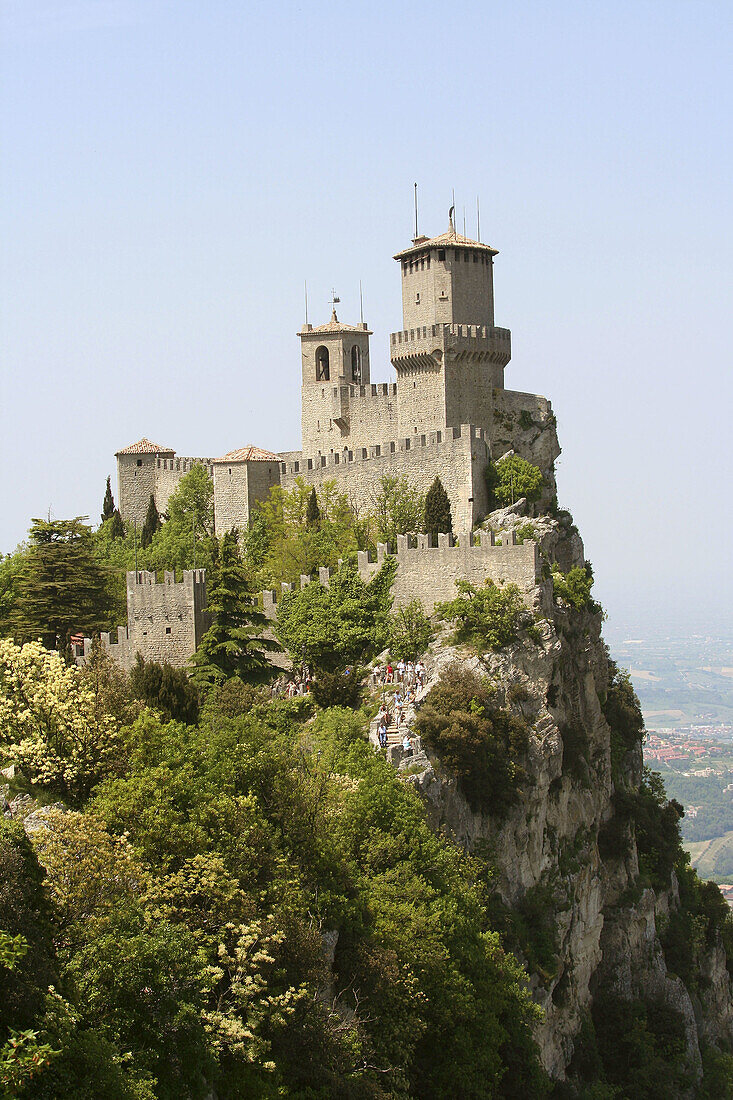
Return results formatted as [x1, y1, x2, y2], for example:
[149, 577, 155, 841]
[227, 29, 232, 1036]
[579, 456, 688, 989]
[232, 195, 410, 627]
[607, 629, 733, 896]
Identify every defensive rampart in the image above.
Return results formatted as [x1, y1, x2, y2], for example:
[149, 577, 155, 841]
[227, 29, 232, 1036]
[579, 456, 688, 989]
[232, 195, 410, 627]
[281, 424, 491, 532]
[84, 569, 212, 671]
[260, 529, 540, 619]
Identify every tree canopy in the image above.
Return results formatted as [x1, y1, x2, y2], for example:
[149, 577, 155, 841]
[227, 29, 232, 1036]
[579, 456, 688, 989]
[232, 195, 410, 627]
[191, 531, 277, 687]
[275, 556, 395, 672]
[424, 477, 452, 540]
[10, 518, 112, 650]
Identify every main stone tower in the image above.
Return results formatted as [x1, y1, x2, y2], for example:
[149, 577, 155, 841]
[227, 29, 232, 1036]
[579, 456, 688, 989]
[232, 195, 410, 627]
[390, 218, 512, 438]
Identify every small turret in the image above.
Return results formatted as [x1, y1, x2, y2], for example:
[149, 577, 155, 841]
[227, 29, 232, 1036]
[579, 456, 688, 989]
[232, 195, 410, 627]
[299, 308, 372, 455]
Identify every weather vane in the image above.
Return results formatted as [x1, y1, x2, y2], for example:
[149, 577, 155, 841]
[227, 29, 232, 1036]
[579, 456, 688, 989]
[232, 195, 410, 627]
[329, 289, 340, 316]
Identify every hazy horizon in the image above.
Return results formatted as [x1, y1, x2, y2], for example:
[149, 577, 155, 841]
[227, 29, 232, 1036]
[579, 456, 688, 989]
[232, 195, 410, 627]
[2, 0, 731, 636]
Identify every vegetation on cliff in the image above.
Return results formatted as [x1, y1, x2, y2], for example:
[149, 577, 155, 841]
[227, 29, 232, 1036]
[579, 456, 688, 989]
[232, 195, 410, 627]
[0, 643, 547, 1099]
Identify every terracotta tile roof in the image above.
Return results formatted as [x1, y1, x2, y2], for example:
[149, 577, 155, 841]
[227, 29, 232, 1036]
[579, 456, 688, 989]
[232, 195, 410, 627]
[217, 446, 280, 463]
[299, 310, 372, 336]
[115, 437, 174, 455]
[394, 228, 498, 260]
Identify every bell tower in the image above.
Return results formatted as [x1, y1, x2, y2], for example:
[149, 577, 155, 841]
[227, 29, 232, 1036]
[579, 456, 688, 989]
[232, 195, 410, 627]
[299, 307, 372, 455]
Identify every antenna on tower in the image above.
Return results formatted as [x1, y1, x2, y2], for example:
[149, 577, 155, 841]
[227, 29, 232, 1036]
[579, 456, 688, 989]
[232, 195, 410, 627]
[413, 182, 419, 239]
[304, 281, 309, 325]
[463, 207, 466, 237]
[450, 189, 456, 234]
[476, 196, 481, 242]
[359, 280, 364, 323]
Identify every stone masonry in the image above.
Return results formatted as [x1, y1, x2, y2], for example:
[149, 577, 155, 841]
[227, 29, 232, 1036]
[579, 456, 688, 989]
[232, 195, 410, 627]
[116, 213, 557, 540]
[260, 529, 540, 620]
[84, 569, 212, 671]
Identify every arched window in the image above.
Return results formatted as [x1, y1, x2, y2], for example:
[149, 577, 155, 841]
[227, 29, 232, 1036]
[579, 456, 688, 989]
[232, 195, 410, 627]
[315, 345, 329, 381]
[351, 345, 361, 381]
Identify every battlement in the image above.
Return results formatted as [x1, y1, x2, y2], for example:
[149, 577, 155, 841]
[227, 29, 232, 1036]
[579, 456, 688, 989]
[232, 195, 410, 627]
[85, 568, 213, 671]
[260, 529, 539, 618]
[282, 423, 486, 475]
[127, 569, 208, 588]
[390, 322, 511, 346]
[155, 457, 215, 476]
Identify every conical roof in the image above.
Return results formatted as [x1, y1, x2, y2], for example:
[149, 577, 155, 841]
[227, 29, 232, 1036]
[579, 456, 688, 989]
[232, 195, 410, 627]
[115, 437, 174, 456]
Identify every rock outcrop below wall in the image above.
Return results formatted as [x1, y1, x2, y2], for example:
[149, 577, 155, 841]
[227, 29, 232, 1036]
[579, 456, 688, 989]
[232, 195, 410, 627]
[398, 513, 733, 1087]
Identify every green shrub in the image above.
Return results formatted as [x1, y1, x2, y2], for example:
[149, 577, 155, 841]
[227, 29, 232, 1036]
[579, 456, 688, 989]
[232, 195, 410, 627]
[515, 522, 536, 544]
[591, 992, 690, 1098]
[661, 857, 733, 986]
[415, 664, 528, 815]
[310, 667, 363, 709]
[603, 662, 644, 777]
[388, 598, 433, 660]
[518, 409, 535, 431]
[276, 556, 395, 672]
[512, 882, 560, 978]
[437, 578, 539, 652]
[551, 563, 601, 614]
[489, 454, 544, 507]
[633, 768, 684, 887]
[129, 655, 199, 724]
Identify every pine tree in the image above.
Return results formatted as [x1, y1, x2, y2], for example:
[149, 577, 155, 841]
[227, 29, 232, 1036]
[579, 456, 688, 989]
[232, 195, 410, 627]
[11, 517, 112, 650]
[191, 531, 278, 687]
[305, 486, 321, 528]
[424, 477, 453, 541]
[102, 476, 115, 523]
[141, 495, 161, 549]
[109, 509, 125, 540]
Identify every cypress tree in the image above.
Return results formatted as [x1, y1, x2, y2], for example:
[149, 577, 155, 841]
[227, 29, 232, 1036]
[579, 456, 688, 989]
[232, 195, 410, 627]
[424, 477, 453, 541]
[141, 494, 161, 549]
[102, 477, 115, 523]
[191, 530, 278, 687]
[12, 517, 111, 650]
[305, 486, 321, 528]
[109, 508, 125, 540]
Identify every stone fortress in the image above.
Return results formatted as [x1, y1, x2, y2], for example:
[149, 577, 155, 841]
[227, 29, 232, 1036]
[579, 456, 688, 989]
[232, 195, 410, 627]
[101, 213, 560, 669]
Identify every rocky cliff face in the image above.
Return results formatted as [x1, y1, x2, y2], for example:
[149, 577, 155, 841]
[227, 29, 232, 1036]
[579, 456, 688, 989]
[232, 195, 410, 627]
[400, 506, 733, 1092]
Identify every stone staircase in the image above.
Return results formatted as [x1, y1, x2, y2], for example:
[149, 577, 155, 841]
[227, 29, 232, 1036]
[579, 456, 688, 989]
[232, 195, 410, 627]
[369, 674, 432, 768]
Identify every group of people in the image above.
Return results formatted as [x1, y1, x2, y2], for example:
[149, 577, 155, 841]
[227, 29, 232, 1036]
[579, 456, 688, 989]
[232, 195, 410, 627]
[272, 670, 312, 698]
[372, 658, 427, 691]
[374, 657, 429, 755]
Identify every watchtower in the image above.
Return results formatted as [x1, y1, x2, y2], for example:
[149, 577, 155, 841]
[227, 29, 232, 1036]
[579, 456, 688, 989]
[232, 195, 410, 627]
[299, 310, 372, 455]
[390, 218, 512, 437]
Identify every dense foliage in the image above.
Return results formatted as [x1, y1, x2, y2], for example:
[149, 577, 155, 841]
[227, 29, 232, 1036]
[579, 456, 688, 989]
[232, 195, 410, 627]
[130, 655, 199, 725]
[551, 563, 601, 614]
[9, 518, 112, 650]
[437, 578, 539, 651]
[485, 455, 544, 509]
[275, 557, 396, 672]
[415, 665, 529, 815]
[370, 475, 425, 546]
[387, 598, 433, 660]
[0, 647, 548, 1099]
[191, 531, 277, 688]
[423, 477, 452, 540]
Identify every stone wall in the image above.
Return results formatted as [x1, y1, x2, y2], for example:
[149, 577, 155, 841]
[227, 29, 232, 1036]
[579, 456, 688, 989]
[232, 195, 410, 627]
[280, 424, 491, 533]
[213, 458, 280, 536]
[117, 453, 215, 526]
[260, 529, 539, 619]
[87, 569, 212, 671]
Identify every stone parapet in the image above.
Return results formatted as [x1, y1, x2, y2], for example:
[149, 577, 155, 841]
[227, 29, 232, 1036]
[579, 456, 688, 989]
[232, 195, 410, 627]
[259, 529, 539, 619]
[281, 423, 486, 476]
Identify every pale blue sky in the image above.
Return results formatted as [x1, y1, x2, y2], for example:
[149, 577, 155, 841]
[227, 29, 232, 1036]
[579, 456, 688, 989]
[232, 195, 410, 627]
[2, 0, 731, 634]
